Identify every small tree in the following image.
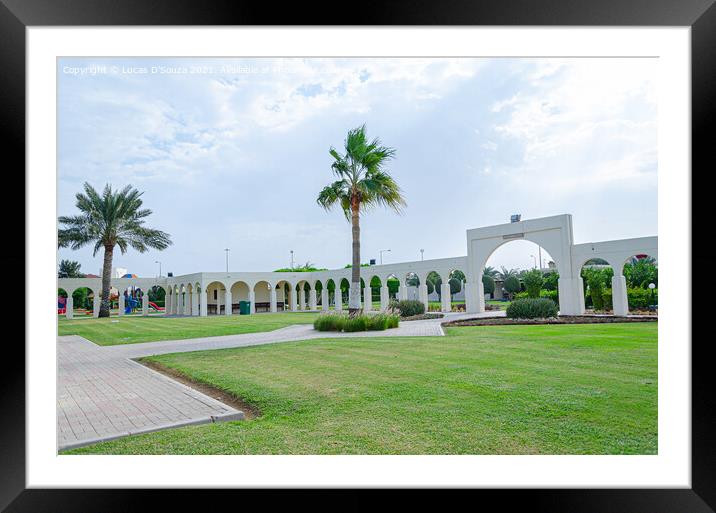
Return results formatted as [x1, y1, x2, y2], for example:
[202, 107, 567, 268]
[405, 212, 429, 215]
[58, 259, 85, 278]
[504, 275, 521, 299]
[482, 275, 495, 296]
[523, 269, 544, 298]
[542, 271, 559, 291]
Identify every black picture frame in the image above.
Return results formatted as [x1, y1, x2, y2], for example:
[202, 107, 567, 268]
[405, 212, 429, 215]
[2, 0, 712, 510]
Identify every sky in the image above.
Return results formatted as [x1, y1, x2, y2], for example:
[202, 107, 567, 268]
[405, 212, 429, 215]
[57, 57, 657, 277]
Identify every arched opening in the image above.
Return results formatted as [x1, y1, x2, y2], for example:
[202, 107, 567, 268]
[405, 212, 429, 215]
[425, 271, 443, 311]
[339, 278, 350, 308]
[68, 286, 95, 317]
[296, 280, 310, 310]
[405, 272, 420, 301]
[230, 281, 250, 315]
[57, 288, 68, 317]
[483, 239, 558, 309]
[579, 258, 615, 313]
[622, 254, 658, 313]
[314, 280, 324, 309]
[275, 280, 292, 311]
[147, 285, 166, 314]
[325, 279, 337, 309]
[205, 281, 226, 315]
[448, 269, 467, 311]
[367, 275, 381, 310]
[385, 273, 400, 301]
[253, 280, 273, 313]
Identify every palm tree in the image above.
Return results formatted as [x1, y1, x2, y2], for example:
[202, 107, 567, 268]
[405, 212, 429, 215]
[317, 125, 406, 316]
[498, 266, 519, 281]
[58, 259, 85, 278]
[58, 183, 172, 318]
[482, 266, 499, 279]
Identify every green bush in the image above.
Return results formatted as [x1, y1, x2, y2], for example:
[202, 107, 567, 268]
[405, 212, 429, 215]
[601, 289, 613, 310]
[343, 316, 368, 332]
[504, 275, 521, 296]
[482, 275, 495, 295]
[365, 313, 400, 330]
[313, 313, 346, 332]
[314, 312, 399, 332]
[628, 287, 658, 309]
[393, 299, 425, 317]
[506, 298, 559, 319]
[523, 269, 544, 298]
[515, 289, 558, 305]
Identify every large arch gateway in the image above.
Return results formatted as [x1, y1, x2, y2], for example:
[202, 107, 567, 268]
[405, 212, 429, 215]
[58, 214, 656, 318]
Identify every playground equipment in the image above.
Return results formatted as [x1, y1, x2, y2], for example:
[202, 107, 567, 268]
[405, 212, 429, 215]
[58, 296, 66, 315]
[148, 301, 165, 312]
[125, 296, 139, 314]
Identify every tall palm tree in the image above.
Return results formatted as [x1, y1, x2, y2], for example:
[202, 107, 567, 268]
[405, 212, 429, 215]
[482, 266, 499, 279]
[498, 266, 519, 281]
[317, 125, 406, 316]
[58, 182, 172, 318]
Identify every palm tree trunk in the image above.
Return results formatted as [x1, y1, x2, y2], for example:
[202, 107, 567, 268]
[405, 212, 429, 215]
[99, 245, 114, 318]
[348, 200, 361, 316]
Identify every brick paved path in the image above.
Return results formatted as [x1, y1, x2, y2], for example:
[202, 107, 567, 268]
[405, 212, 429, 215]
[58, 312, 502, 450]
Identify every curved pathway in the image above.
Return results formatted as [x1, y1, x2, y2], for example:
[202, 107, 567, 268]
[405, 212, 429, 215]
[57, 311, 502, 450]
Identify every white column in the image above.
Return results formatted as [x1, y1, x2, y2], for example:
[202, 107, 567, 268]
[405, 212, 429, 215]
[191, 290, 199, 316]
[176, 293, 182, 315]
[200, 290, 208, 317]
[557, 277, 584, 316]
[249, 290, 256, 314]
[166, 292, 172, 315]
[93, 294, 101, 317]
[215, 289, 221, 315]
[363, 288, 372, 311]
[418, 284, 429, 311]
[225, 289, 232, 316]
[142, 293, 149, 316]
[309, 289, 317, 310]
[441, 283, 452, 312]
[289, 289, 297, 311]
[321, 288, 329, 311]
[611, 274, 629, 316]
[465, 280, 483, 314]
[380, 286, 390, 311]
[184, 292, 191, 315]
[65, 295, 73, 319]
[270, 288, 277, 313]
[335, 289, 343, 312]
[298, 287, 305, 310]
[399, 284, 408, 301]
[118, 293, 125, 316]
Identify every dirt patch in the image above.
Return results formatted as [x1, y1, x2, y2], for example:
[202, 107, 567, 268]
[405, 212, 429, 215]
[137, 358, 261, 419]
[443, 315, 657, 327]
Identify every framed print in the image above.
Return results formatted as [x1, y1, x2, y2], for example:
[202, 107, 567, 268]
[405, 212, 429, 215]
[3, 0, 714, 510]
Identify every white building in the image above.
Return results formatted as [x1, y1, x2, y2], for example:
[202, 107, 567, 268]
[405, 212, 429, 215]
[58, 214, 657, 319]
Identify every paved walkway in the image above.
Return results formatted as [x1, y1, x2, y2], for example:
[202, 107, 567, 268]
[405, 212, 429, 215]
[57, 311, 501, 450]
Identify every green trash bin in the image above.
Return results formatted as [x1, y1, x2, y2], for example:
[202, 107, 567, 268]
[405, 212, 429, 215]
[239, 300, 251, 315]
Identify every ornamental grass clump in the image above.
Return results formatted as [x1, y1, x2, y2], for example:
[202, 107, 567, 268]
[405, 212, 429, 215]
[313, 312, 400, 332]
[313, 313, 346, 332]
[506, 298, 559, 319]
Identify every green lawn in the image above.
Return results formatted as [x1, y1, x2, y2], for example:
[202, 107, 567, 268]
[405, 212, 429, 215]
[487, 300, 511, 310]
[65, 323, 657, 455]
[58, 312, 320, 346]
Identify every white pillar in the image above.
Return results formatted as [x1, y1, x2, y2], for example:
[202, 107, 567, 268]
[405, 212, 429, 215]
[93, 294, 101, 318]
[380, 286, 390, 311]
[215, 289, 221, 315]
[142, 293, 149, 316]
[249, 290, 256, 314]
[118, 293, 125, 316]
[184, 292, 191, 315]
[441, 283, 452, 312]
[298, 287, 305, 310]
[321, 288, 329, 311]
[418, 284, 429, 311]
[191, 290, 199, 316]
[166, 292, 172, 315]
[270, 288, 277, 313]
[335, 289, 343, 312]
[309, 289, 317, 310]
[200, 290, 207, 316]
[611, 274, 629, 316]
[465, 280, 483, 314]
[65, 295, 73, 319]
[399, 284, 408, 301]
[557, 277, 584, 316]
[225, 289, 232, 316]
[289, 289, 297, 311]
[363, 288, 372, 311]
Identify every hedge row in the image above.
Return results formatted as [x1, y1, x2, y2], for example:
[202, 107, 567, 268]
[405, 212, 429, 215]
[506, 298, 559, 319]
[514, 289, 559, 305]
[586, 287, 657, 310]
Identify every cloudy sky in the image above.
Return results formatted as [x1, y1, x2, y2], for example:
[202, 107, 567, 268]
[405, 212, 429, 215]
[57, 57, 657, 277]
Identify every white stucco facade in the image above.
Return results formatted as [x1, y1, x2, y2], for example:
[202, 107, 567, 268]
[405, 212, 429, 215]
[58, 214, 657, 318]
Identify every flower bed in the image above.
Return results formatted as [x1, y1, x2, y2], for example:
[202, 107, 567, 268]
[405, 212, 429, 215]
[443, 315, 657, 328]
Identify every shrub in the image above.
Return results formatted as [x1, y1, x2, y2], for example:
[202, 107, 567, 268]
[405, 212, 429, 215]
[313, 313, 346, 332]
[515, 289, 558, 305]
[394, 299, 425, 317]
[628, 287, 657, 309]
[482, 275, 495, 295]
[523, 269, 544, 298]
[365, 313, 400, 330]
[506, 298, 559, 319]
[343, 316, 368, 332]
[542, 271, 559, 291]
[601, 288, 613, 311]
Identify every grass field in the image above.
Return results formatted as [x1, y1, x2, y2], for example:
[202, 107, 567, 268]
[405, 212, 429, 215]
[65, 323, 657, 455]
[57, 312, 320, 346]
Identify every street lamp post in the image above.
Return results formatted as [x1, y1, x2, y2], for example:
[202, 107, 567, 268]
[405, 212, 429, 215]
[224, 248, 230, 273]
[420, 249, 424, 261]
[648, 282, 656, 309]
[155, 260, 162, 277]
[530, 254, 537, 269]
[379, 249, 391, 265]
[290, 250, 294, 270]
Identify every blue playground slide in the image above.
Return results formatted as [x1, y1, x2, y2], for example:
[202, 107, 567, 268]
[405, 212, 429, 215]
[124, 297, 139, 314]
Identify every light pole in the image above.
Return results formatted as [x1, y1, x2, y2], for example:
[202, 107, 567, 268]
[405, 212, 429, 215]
[537, 245, 543, 271]
[530, 254, 537, 268]
[379, 249, 391, 265]
[648, 282, 656, 309]
[420, 249, 424, 261]
[155, 260, 162, 277]
[224, 248, 230, 273]
[290, 250, 294, 270]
